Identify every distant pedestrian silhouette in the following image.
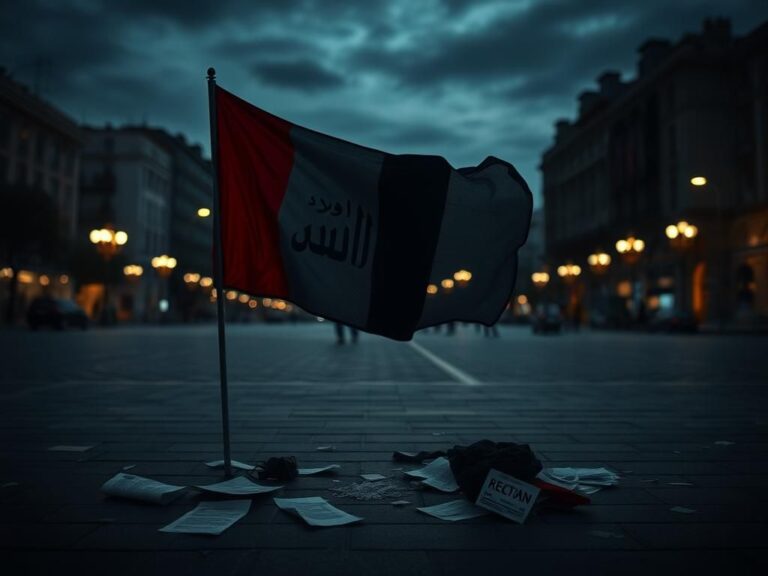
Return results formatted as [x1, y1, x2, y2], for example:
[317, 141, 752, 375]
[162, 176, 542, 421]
[334, 322, 358, 344]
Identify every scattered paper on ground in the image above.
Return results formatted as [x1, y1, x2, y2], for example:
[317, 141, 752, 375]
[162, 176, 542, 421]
[299, 465, 341, 476]
[670, 506, 697, 514]
[538, 467, 620, 494]
[404, 457, 459, 492]
[49, 445, 93, 452]
[196, 476, 282, 496]
[418, 500, 489, 522]
[101, 473, 186, 505]
[159, 500, 251, 535]
[205, 460, 255, 471]
[360, 473, 387, 481]
[330, 480, 403, 500]
[274, 496, 362, 527]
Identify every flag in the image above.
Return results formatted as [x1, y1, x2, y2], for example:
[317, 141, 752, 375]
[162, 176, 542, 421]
[214, 86, 533, 341]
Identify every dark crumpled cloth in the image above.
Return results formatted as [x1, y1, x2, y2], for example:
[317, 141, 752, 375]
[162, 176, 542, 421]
[249, 456, 298, 481]
[446, 440, 542, 501]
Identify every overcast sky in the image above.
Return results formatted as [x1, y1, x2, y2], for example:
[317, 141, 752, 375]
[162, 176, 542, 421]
[3, 0, 767, 204]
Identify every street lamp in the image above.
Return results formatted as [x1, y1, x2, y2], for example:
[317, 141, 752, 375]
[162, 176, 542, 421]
[665, 220, 698, 247]
[615, 236, 645, 264]
[183, 272, 201, 286]
[123, 264, 143, 278]
[557, 263, 582, 284]
[531, 271, 550, 289]
[665, 221, 699, 318]
[197, 208, 211, 218]
[89, 225, 127, 324]
[587, 251, 611, 274]
[89, 226, 128, 261]
[151, 255, 177, 278]
[151, 255, 177, 321]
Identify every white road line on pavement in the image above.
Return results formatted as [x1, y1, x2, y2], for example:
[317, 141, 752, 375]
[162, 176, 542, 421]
[408, 341, 481, 386]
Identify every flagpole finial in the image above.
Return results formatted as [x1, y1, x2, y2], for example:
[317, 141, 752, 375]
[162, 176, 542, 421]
[207, 67, 216, 80]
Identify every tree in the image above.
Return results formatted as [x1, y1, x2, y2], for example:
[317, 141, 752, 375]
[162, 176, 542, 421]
[0, 182, 63, 323]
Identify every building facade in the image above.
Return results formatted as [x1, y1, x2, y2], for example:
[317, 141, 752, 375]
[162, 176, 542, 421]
[540, 19, 768, 329]
[78, 126, 173, 321]
[78, 125, 215, 322]
[132, 127, 214, 322]
[0, 70, 83, 323]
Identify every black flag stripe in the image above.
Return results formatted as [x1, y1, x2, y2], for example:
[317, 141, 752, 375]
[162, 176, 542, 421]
[366, 154, 451, 340]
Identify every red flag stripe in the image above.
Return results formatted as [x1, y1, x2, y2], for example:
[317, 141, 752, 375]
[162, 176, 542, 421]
[216, 87, 293, 297]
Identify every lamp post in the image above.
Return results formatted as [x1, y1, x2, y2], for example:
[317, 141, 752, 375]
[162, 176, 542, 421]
[123, 264, 143, 283]
[615, 235, 645, 322]
[587, 251, 611, 275]
[151, 254, 177, 320]
[531, 271, 550, 289]
[665, 220, 698, 317]
[89, 226, 127, 324]
[557, 264, 582, 329]
[587, 252, 611, 325]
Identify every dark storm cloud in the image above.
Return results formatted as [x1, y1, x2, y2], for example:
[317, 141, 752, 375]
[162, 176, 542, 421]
[3, 0, 768, 203]
[251, 59, 345, 92]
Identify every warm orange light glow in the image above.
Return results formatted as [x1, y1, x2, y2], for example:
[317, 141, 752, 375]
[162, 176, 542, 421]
[426, 284, 438, 295]
[517, 294, 528, 305]
[690, 176, 707, 186]
[557, 264, 581, 278]
[666, 225, 679, 239]
[226, 291, 237, 301]
[151, 255, 177, 275]
[199, 276, 213, 288]
[0, 267, 13, 279]
[588, 252, 611, 269]
[58, 274, 69, 285]
[441, 278, 455, 289]
[18, 270, 34, 284]
[531, 272, 550, 287]
[617, 280, 632, 297]
[39, 274, 50, 286]
[123, 264, 144, 277]
[238, 293, 250, 303]
[183, 272, 201, 284]
[453, 269, 472, 282]
[248, 299, 258, 309]
[197, 207, 211, 218]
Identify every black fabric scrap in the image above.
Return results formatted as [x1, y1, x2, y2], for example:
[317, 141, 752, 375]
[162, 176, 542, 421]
[250, 456, 298, 481]
[447, 440, 542, 501]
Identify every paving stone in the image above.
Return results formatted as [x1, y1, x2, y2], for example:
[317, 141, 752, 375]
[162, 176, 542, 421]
[1, 324, 766, 574]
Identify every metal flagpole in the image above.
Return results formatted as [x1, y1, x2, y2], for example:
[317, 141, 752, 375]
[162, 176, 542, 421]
[206, 67, 233, 478]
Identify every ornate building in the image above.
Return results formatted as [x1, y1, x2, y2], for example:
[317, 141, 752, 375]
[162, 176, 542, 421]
[540, 19, 768, 329]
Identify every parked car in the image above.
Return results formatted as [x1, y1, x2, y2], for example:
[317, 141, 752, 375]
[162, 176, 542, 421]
[532, 303, 563, 334]
[27, 298, 89, 330]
